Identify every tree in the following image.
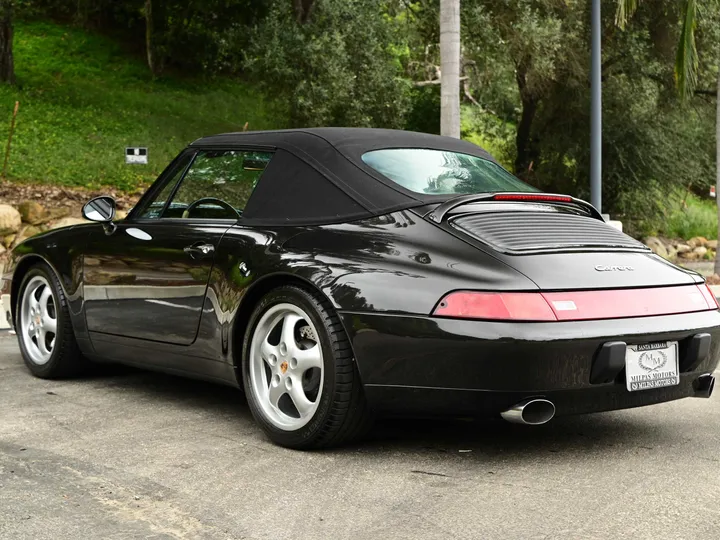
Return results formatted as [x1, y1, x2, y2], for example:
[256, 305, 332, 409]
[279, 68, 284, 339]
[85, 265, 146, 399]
[246, 0, 411, 128]
[144, 0, 156, 76]
[0, 0, 14, 84]
[440, 0, 460, 138]
[616, 0, 720, 272]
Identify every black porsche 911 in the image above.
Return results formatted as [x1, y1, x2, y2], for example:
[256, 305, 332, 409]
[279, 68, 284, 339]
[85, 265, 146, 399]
[2, 128, 718, 448]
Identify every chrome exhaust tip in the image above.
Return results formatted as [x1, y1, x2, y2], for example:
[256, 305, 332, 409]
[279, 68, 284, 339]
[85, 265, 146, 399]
[501, 398, 556, 425]
[693, 374, 715, 399]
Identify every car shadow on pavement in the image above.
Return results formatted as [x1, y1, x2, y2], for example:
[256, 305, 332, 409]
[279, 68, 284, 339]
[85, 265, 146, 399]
[78, 364, 673, 460]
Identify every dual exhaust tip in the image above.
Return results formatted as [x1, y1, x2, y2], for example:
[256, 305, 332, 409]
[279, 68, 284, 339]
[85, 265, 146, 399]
[501, 398, 555, 425]
[502, 374, 717, 425]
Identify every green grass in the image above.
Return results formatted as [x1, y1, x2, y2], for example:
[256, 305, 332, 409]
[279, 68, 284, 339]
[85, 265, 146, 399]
[661, 193, 718, 240]
[0, 21, 286, 191]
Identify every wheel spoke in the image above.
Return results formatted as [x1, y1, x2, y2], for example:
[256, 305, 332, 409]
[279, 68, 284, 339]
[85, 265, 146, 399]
[288, 379, 314, 415]
[37, 329, 50, 356]
[268, 380, 286, 408]
[43, 315, 57, 334]
[280, 314, 301, 353]
[38, 286, 52, 314]
[293, 345, 322, 372]
[260, 339, 278, 366]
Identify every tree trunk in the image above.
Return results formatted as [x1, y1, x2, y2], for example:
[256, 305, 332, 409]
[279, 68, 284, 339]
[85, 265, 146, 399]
[714, 67, 720, 275]
[0, 0, 15, 85]
[514, 59, 539, 180]
[293, 0, 315, 24]
[145, 0, 156, 76]
[440, 0, 460, 138]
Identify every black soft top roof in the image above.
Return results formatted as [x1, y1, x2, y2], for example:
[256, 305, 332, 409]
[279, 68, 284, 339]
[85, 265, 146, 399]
[190, 128, 499, 226]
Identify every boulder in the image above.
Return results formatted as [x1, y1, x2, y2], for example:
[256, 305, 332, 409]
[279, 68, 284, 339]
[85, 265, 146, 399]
[688, 236, 708, 249]
[666, 245, 678, 261]
[0, 243, 5, 256]
[682, 251, 701, 261]
[693, 246, 708, 257]
[49, 217, 88, 230]
[3, 234, 15, 248]
[707, 240, 718, 250]
[12, 225, 42, 246]
[676, 243, 692, 254]
[0, 204, 22, 236]
[17, 201, 47, 225]
[644, 236, 668, 258]
[115, 210, 128, 221]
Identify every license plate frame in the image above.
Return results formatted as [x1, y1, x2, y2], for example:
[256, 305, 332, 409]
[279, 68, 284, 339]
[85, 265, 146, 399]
[625, 341, 680, 392]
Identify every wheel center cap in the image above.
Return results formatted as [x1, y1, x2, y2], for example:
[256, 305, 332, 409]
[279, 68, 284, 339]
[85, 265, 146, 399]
[35, 315, 42, 326]
[280, 361, 288, 374]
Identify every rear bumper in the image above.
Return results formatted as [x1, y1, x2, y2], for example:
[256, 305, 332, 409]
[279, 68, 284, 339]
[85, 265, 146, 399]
[340, 310, 720, 417]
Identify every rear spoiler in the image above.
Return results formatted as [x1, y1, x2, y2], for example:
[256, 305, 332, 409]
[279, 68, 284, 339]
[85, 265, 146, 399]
[425, 193, 604, 223]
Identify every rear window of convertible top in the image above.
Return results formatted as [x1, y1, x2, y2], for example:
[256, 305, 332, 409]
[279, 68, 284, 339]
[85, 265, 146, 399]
[361, 148, 538, 196]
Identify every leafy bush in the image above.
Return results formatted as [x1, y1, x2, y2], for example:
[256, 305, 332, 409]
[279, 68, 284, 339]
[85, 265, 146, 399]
[661, 194, 718, 240]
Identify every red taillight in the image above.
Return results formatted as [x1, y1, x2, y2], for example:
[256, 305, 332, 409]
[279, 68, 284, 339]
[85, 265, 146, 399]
[433, 292, 557, 321]
[698, 283, 719, 309]
[433, 285, 718, 322]
[492, 194, 574, 203]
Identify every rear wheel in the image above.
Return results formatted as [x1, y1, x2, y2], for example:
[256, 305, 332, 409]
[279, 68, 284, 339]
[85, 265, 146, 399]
[242, 285, 372, 449]
[16, 264, 86, 379]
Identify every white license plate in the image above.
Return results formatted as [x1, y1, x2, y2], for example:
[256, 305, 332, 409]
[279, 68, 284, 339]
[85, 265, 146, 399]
[626, 341, 680, 392]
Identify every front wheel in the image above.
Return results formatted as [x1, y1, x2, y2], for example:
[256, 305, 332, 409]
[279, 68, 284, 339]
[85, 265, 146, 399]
[16, 263, 86, 379]
[242, 285, 372, 449]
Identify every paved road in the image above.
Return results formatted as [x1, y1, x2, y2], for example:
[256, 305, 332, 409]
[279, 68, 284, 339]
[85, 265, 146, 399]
[1, 333, 720, 540]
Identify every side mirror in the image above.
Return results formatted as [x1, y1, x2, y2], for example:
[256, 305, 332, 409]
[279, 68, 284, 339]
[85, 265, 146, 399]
[83, 196, 116, 223]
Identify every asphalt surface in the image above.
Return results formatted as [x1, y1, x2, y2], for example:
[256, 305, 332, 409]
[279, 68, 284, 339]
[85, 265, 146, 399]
[1, 332, 720, 540]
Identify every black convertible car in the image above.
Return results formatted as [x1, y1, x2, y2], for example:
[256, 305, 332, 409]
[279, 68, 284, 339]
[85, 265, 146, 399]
[2, 128, 718, 448]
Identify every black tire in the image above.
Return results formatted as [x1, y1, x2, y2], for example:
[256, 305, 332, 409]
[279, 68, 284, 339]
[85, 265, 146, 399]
[241, 285, 373, 449]
[15, 263, 87, 379]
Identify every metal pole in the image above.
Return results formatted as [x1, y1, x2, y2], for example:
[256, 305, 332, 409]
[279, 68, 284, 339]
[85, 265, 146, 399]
[590, 0, 602, 213]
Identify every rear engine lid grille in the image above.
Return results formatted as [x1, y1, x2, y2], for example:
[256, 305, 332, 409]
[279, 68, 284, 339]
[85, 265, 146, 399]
[450, 212, 648, 254]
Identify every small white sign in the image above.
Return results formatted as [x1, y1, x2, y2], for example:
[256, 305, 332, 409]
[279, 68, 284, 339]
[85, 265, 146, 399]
[126, 147, 148, 164]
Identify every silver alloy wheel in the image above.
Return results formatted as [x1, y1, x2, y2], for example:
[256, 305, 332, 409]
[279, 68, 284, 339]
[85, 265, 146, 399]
[20, 276, 58, 366]
[249, 303, 324, 431]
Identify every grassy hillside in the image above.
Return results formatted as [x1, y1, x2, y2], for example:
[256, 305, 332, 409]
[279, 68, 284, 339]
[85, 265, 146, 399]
[0, 21, 285, 191]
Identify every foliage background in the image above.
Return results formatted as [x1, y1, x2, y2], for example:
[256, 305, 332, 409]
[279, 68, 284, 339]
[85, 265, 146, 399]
[2, 0, 719, 237]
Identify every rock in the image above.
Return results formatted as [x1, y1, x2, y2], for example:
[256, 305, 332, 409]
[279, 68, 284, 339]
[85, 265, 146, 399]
[688, 236, 708, 249]
[644, 236, 668, 258]
[693, 246, 708, 257]
[115, 210, 128, 221]
[12, 225, 42, 247]
[682, 251, 701, 260]
[3, 234, 15, 248]
[49, 217, 88, 230]
[0, 243, 5, 256]
[666, 245, 678, 261]
[676, 244, 692, 254]
[0, 204, 22, 235]
[707, 240, 718, 250]
[17, 201, 46, 225]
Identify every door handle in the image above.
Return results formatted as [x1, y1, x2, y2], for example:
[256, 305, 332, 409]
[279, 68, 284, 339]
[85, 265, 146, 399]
[184, 242, 215, 259]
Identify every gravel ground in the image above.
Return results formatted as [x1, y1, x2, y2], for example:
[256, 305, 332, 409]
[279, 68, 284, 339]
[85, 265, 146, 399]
[1, 332, 720, 540]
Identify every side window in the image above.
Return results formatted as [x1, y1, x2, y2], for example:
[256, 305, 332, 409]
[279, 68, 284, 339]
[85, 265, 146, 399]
[163, 150, 272, 220]
[138, 154, 192, 219]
